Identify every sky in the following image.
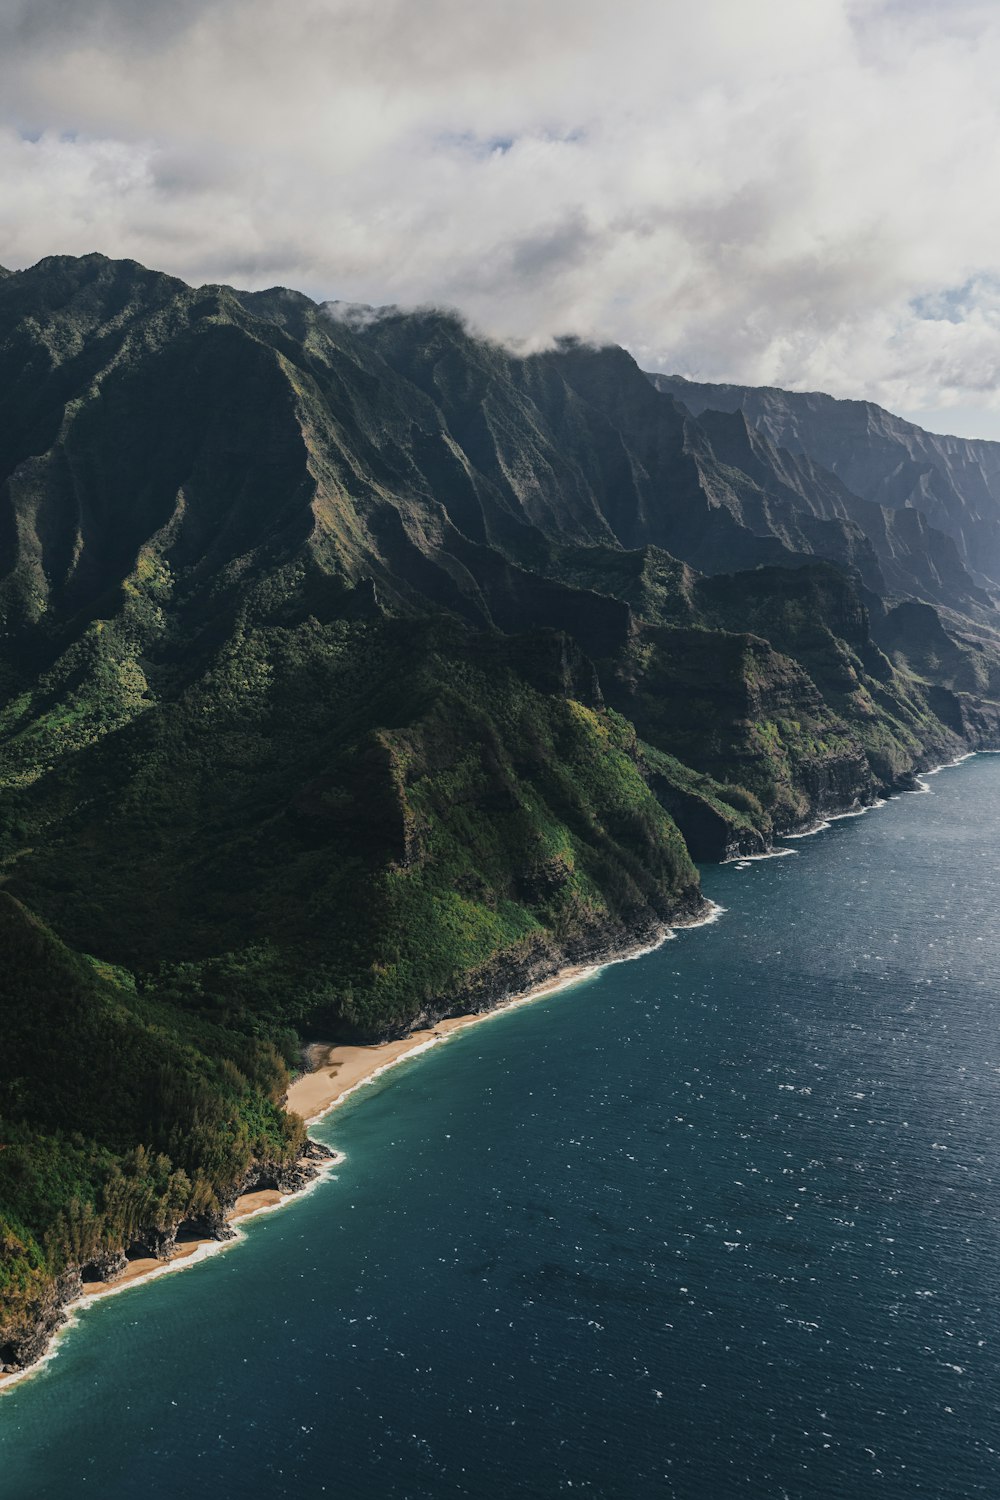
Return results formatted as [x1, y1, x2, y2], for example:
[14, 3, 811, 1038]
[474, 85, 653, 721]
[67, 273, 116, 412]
[3, 0, 1000, 438]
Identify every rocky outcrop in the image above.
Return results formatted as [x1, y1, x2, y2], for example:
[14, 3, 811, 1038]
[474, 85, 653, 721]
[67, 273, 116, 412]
[0, 1138, 337, 1379]
[0, 1270, 81, 1375]
[135, 1226, 179, 1262]
[81, 1250, 128, 1283]
[212, 1140, 340, 1216]
[646, 776, 768, 862]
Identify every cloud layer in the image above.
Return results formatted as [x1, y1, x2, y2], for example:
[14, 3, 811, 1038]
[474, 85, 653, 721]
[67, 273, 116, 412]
[3, 0, 1000, 434]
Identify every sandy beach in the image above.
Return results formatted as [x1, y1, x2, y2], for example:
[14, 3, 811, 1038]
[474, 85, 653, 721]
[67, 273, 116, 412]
[75, 1187, 287, 1301]
[78, 945, 669, 1309]
[288, 904, 730, 1125]
[286, 960, 604, 1124]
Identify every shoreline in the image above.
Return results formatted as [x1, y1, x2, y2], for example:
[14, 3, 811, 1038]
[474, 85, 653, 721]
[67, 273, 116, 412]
[0, 754, 986, 1395]
[3, 754, 984, 1395]
[0, 900, 723, 1395]
[287, 900, 726, 1128]
[729, 751, 979, 862]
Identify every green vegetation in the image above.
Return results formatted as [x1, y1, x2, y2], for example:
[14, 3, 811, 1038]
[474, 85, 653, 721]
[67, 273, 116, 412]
[0, 893, 303, 1359]
[2, 253, 999, 1368]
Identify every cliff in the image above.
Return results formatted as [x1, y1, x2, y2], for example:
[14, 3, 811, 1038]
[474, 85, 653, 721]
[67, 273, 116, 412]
[652, 371, 1000, 597]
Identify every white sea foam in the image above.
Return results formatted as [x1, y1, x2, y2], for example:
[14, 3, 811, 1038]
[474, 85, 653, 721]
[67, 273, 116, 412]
[785, 798, 890, 840]
[674, 899, 727, 928]
[784, 821, 833, 839]
[727, 846, 798, 863]
[912, 751, 977, 793]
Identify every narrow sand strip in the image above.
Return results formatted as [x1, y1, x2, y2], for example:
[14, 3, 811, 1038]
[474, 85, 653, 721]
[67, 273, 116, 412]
[76, 1188, 288, 1300]
[0, 1166, 344, 1392]
[287, 962, 600, 1124]
[287, 905, 726, 1125]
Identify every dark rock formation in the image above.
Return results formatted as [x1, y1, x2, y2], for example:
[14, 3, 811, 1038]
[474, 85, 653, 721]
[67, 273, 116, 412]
[0, 1271, 81, 1375]
[82, 1250, 128, 1284]
[652, 371, 1000, 596]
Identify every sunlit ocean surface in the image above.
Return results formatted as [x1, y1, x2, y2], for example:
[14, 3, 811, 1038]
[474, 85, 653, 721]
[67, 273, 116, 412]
[4, 756, 1000, 1498]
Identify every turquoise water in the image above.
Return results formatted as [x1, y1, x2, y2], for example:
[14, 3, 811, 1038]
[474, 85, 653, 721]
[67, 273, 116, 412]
[4, 757, 1000, 1498]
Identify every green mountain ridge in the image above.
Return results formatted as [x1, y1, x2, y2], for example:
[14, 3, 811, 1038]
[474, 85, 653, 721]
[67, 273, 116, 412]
[2, 253, 1000, 1373]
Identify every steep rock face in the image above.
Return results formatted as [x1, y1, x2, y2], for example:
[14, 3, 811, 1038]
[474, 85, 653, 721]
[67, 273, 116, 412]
[0, 255, 987, 667]
[652, 372, 1000, 594]
[0, 260, 808, 662]
[688, 408, 886, 591]
[609, 624, 877, 832]
[690, 407, 989, 613]
[642, 768, 768, 862]
[512, 338, 869, 581]
[0, 1270, 82, 1374]
[869, 598, 1000, 746]
[872, 600, 1000, 693]
[0, 261, 318, 638]
[691, 565, 965, 786]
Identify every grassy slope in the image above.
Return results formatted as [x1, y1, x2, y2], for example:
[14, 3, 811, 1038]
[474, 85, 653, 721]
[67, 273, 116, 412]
[4, 618, 701, 1035]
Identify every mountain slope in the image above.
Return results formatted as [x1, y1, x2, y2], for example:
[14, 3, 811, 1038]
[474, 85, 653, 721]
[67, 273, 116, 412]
[652, 372, 1000, 594]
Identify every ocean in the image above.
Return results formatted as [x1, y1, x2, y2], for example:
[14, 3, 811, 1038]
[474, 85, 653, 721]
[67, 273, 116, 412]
[3, 755, 1000, 1498]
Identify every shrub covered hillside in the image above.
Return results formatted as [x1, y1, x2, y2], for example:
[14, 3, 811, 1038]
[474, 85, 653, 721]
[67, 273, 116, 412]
[0, 893, 304, 1367]
[2, 253, 1000, 1367]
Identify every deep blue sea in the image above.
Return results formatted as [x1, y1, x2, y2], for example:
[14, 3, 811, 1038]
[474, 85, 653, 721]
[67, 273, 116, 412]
[4, 756, 1000, 1498]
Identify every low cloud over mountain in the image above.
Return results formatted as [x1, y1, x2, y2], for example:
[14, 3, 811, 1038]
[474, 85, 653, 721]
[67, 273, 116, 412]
[3, 1, 1000, 433]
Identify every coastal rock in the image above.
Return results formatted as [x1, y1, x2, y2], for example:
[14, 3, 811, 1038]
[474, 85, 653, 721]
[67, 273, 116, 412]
[226, 1139, 339, 1206]
[186, 1209, 237, 1243]
[0, 1271, 81, 1374]
[134, 1226, 179, 1262]
[82, 1250, 128, 1284]
[651, 371, 1000, 595]
[647, 773, 769, 862]
[275, 1163, 321, 1194]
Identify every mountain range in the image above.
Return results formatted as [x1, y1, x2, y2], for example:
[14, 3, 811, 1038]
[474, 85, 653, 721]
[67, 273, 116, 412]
[3, 252, 1000, 1372]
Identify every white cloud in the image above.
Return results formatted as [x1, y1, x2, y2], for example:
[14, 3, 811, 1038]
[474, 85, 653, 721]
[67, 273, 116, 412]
[2, 0, 1000, 435]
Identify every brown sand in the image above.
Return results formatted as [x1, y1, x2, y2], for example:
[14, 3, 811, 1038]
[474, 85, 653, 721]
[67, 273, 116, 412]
[285, 962, 598, 1124]
[57, 961, 606, 1311]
